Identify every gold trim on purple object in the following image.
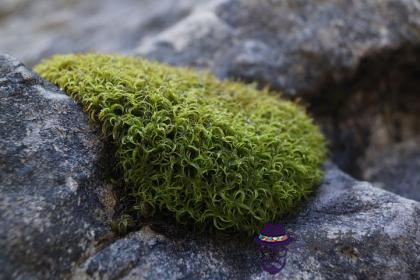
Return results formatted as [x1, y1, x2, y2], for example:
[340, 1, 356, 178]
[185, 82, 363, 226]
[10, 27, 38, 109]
[258, 233, 288, 242]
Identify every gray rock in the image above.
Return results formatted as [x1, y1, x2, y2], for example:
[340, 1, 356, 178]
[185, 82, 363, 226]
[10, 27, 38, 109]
[137, 0, 420, 96]
[363, 137, 420, 202]
[0, 54, 116, 279]
[73, 164, 420, 280]
[0, 0, 209, 66]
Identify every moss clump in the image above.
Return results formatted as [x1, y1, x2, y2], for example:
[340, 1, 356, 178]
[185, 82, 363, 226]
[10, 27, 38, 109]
[35, 53, 327, 235]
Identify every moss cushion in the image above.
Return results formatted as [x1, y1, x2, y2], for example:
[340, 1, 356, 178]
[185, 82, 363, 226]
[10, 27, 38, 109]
[35, 53, 327, 235]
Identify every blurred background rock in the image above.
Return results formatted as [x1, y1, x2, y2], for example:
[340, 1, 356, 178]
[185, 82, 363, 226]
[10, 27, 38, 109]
[0, 0, 208, 66]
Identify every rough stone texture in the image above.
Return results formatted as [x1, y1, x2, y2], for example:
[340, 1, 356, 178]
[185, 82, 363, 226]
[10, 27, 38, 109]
[73, 164, 420, 280]
[310, 44, 420, 180]
[363, 137, 420, 202]
[0, 54, 116, 279]
[137, 0, 420, 97]
[0, 0, 208, 66]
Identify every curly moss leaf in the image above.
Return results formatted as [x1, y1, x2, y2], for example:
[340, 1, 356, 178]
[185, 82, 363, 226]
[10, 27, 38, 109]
[35, 53, 327, 236]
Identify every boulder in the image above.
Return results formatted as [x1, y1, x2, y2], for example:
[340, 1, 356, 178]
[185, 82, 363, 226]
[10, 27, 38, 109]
[363, 137, 420, 202]
[137, 0, 420, 97]
[0, 54, 115, 279]
[0, 0, 209, 66]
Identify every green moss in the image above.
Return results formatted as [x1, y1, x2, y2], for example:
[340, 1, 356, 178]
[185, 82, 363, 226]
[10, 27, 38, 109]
[35, 53, 327, 235]
[111, 214, 136, 236]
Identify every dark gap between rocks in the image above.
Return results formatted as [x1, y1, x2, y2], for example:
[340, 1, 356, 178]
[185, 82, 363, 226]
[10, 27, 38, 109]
[307, 45, 420, 201]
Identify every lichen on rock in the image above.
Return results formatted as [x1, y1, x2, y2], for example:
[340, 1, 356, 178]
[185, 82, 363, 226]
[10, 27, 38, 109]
[35, 53, 327, 235]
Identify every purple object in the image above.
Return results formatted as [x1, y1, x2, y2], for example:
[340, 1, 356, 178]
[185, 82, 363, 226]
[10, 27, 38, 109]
[254, 223, 294, 247]
[255, 223, 294, 275]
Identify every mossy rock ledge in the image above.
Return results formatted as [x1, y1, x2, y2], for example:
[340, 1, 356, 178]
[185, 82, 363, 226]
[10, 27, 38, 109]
[35, 53, 327, 235]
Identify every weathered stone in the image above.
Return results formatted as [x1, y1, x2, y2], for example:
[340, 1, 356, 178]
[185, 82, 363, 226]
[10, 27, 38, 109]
[363, 137, 420, 202]
[73, 164, 420, 279]
[137, 0, 420, 97]
[0, 54, 115, 279]
[311, 45, 420, 180]
[0, 0, 208, 66]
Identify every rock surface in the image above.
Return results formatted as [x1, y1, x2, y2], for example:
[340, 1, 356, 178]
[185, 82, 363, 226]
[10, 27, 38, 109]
[0, 54, 115, 279]
[363, 137, 420, 202]
[0, 0, 208, 66]
[73, 164, 420, 280]
[137, 0, 420, 97]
